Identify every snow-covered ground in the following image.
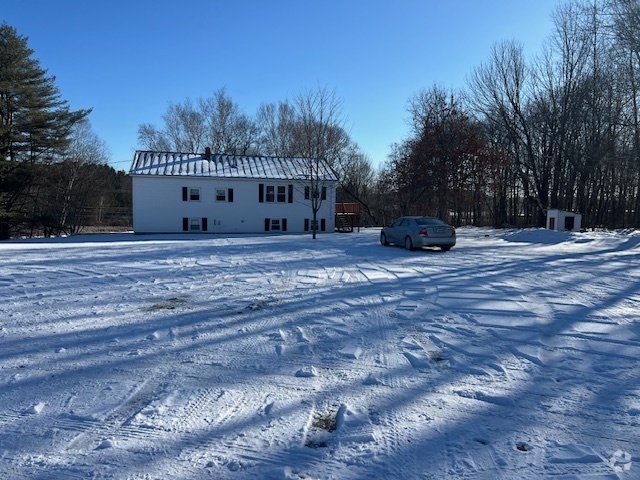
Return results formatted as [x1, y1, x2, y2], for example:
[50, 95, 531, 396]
[1, 227, 639, 479]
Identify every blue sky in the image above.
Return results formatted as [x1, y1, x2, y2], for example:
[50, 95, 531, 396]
[4, 1, 560, 170]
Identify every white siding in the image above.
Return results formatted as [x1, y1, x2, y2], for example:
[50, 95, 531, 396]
[132, 176, 336, 234]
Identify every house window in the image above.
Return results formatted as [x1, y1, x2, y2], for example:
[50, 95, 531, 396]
[183, 217, 206, 231]
[266, 185, 275, 202]
[214, 188, 233, 202]
[260, 184, 290, 203]
[190, 218, 201, 231]
[182, 186, 201, 201]
[264, 218, 288, 232]
[304, 186, 327, 200]
[277, 186, 286, 203]
[304, 219, 325, 232]
[305, 219, 319, 231]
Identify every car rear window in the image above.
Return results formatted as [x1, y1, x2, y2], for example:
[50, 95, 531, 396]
[416, 217, 446, 226]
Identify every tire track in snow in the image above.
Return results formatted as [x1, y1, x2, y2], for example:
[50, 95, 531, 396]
[64, 377, 164, 451]
[159, 388, 249, 434]
[148, 388, 270, 478]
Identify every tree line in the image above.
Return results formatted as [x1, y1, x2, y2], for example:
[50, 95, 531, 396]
[3, 0, 640, 240]
[381, 0, 640, 228]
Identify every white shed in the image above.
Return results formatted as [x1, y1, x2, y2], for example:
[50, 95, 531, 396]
[546, 209, 582, 232]
[129, 150, 338, 234]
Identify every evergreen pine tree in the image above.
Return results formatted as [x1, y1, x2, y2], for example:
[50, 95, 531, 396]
[0, 22, 90, 238]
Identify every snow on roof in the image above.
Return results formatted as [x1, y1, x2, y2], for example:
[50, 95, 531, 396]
[129, 151, 338, 182]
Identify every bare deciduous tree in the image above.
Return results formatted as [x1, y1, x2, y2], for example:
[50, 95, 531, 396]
[256, 100, 297, 157]
[611, 0, 640, 59]
[38, 119, 109, 236]
[199, 88, 259, 155]
[137, 123, 171, 152]
[291, 86, 350, 166]
[469, 40, 546, 225]
[289, 87, 349, 238]
[138, 88, 259, 155]
[335, 143, 378, 225]
[163, 98, 206, 153]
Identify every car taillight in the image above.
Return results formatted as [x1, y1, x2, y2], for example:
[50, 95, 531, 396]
[452, 228, 456, 236]
[419, 228, 428, 236]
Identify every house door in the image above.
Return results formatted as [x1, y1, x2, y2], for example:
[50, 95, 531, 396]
[549, 217, 555, 230]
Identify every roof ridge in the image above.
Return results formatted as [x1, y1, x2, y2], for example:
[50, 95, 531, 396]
[134, 150, 328, 162]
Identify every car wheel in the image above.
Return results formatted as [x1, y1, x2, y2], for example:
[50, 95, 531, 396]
[441, 246, 452, 252]
[404, 236, 413, 251]
[380, 232, 389, 246]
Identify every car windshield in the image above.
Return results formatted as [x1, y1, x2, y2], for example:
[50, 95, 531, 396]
[415, 217, 447, 226]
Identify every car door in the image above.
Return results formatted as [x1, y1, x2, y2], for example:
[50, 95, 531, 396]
[394, 218, 411, 243]
[402, 218, 416, 243]
[388, 218, 403, 243]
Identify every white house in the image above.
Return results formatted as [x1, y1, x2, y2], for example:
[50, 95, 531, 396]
[546, 208, 582, 232]
[129, 150, 338, 234]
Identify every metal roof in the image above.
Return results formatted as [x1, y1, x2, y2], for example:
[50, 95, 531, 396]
[129, 151, 338, 182]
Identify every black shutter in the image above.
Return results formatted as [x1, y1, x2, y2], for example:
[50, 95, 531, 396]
[304, 219, 309, 232]
[228, 188, 234, 203]
[264, 218, 270, 231]
[259, 184, 264, 203]
[202, 218, 208, 231]
[282, 218, 287, 232]
[182, 187, 188, 201]
[304, 186, 310, 199]
[182, 217, 188, 231]
[321, 219, 326, 232]
[321, 186, 327, 200]
[288, 184, 293, 203]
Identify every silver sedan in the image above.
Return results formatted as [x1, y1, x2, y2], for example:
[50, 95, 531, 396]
[381, 216, 456, 251]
